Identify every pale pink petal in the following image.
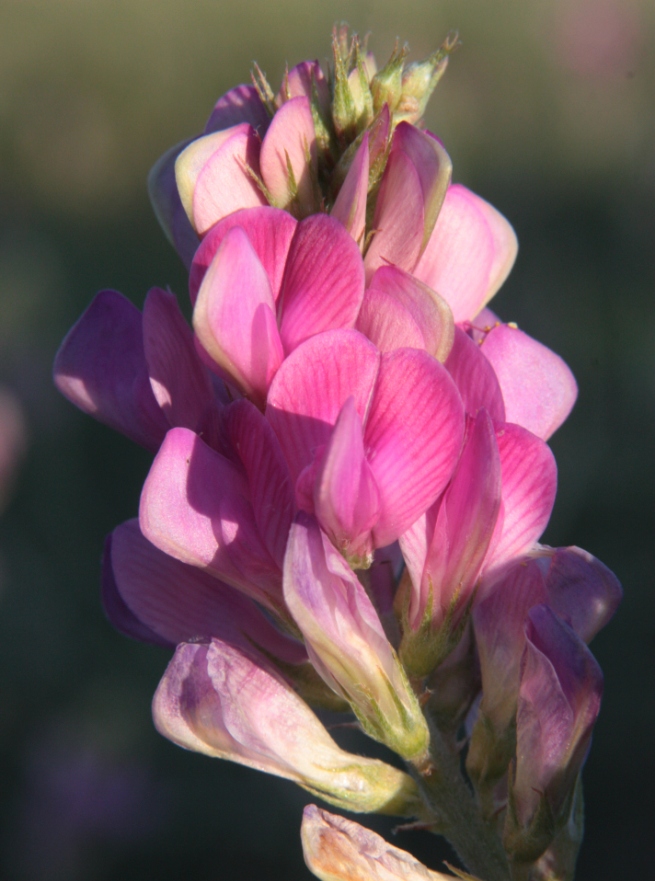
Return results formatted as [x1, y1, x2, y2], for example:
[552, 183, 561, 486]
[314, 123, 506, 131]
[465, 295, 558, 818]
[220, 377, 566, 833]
[445, 326, 506, 424]
[366, 348, 465, 547]
[53, 290, 168, 451]
[224, 399, 294, 568]
[391, 123, 452, 251]
[279, 61, 330, 114]
[313, 397, 381, 562]
[143, 287, 220, 446]
[480, 324, 578, 440]
[367, 265, 454, 361]
[193, 226, 284, 406]
[266, 330, 380, 483]
[278, 214, 365, 352]
[260, 96, 317, 212]
[357, 287, 426, 353]
[484, 423, 557, 570]
[189, 206, 297, 305]
[205, 84, 270, 135]
[147, 139, 199, 269]
[474, 194, 519, 301]
[330, 133, 369, 244]
[104, 519, 305, 663]
[139, 427, 282, 611]
[365, 148, 424, 280]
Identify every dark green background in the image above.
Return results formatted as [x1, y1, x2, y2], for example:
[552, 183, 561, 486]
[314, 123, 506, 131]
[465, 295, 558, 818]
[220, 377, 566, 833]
[0, 1, 653, 878]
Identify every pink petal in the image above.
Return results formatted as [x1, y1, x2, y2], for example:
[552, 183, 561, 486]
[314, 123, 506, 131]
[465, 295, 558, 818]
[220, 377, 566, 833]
[364, 148, 424, 280]
[224, 399, 294, 568]
[104, 519, 305, 663]
[330, 133, 369, 244]
[266, 330, 380, 483]
[259, 96, 317, 213]
[143, 287, 220, 446]
[139, 427, 282, 611]
[205, 84, 270, 135]
[193, 226, 284, 406]
[366, 348, 465, 547]
[147, 139, 199, 269]
[391, 124, 452, 252]
[357, 287, 426, 354]
[366, 265, 454, 361]
[313, 397, 381, 561]
[189, 206, 297, 305]
[279, 61, 330, 114]
[414, 185, 517, 323]
[53, 290, 168, 451]
[480, 323, 578, 440]
[445, 326, 506, 423]
[278, 214, 365, 352]
[484, 423, 557, 570]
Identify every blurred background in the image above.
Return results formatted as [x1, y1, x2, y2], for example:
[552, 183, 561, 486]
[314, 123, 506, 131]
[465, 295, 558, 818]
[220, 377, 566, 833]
[0, 0, 653, 878]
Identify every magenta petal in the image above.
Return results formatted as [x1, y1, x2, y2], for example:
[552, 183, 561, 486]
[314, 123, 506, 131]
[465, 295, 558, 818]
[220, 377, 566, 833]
[366, 348, 464, 547]
[357, 286, 426, 354]
[224, 399, 294, 568]
[364, 148, 424, 280]
[147, 139, 199, 269]
[445, 326, 506, 423]
[313, 398, 381, 562]
[53, 289, 168, 451]
[480, 324, 578, 440]
[485, 423, 557, 570]
[366, 265, 454, 361]
[414, 185, 517, 323]
[143, 287, 220, 446]
[193, 226, 284, 405]
[139, 427, 281, 611]
[266, 330, 380, 483]
[260, 96, 317, 212]
[278, 214, 365, 352]
[331, 133, 369, 244]
[104, 519, 305, 663]
[189, 206, 297, 305]
[205, 84, 270, 135]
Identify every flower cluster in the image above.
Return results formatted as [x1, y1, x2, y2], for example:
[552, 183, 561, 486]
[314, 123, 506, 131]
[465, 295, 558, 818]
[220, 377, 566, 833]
[54, 30, 621, 881]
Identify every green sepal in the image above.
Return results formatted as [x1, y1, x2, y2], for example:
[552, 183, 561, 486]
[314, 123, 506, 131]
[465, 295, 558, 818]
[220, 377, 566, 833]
[370, 41, 408, 117]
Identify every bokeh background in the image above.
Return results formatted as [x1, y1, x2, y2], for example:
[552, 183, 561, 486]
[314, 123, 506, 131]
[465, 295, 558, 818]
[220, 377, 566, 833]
[0, 1, 653, 878]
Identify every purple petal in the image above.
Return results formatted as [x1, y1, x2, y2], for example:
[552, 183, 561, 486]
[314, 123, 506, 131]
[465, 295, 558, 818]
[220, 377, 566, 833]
[189, 206, 297, 305]
[260, 96, 317, 212]
[205, 84, 270, 135]
[278, 214, 365, 352]
[147, 139, 199, 269]
[480, 324, 578, 440]
[143, 287, 220, 446]
[366, 348, 465, 547]
[266, 330, 380, 483]
[192, 226, 284, 405]
[445, 326, 506, 423]
[53, 290, 168, 451]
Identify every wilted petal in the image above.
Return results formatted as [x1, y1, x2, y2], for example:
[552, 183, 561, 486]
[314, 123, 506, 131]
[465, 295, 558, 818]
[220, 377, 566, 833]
[414, 185, 517, 323]
[366, 348, 464, 548]
[205, 84, 270, 135]
[365, 265, 454, 361]
[143, 287, 220, 445]
[147, 139, 199, 268]
[176, 125, 265, 235]
[301, 805, 455, 881]
[260, 96, 317, 213]
[445, 327, 505, 424]
[139, 427, 282, 612]
[189, 206, 297, 305]
[284, 515, 429, 761]
[278, 215, 365, 352]
[193, 226, 284, 405]
[153, 639, 421, 815]
[103, 519, 304, 663]
[53, 290, 168, 451]
[331, 133, 369, 244]
[480, 324, 577, 440]
[266, 330, 380, 483]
